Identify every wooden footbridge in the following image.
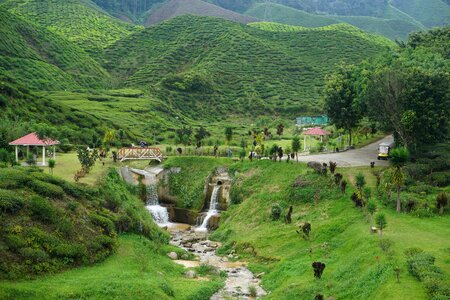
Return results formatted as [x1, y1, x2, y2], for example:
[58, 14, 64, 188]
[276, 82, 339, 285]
[117, 147, 163, 162]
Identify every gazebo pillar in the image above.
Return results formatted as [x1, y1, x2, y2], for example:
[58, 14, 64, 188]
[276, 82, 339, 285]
[42, 146, 46, 166]
[53, 145, 56, 159]
[15, 146, 18, 162]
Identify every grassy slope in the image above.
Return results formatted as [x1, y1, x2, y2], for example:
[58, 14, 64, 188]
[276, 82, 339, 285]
[0, 8, 110, 90]
[0, 76, 113, 145]
[0, 235, 223, 299]
[208, 160, 450, 299]
[104, 15, 391, 118]
[1, 0, 141, 57]
[245, 2, 423, 40]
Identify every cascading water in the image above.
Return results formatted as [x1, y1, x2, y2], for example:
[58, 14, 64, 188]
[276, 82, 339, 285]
[137, 170, 170, 226]
[196, 185, 220, 232]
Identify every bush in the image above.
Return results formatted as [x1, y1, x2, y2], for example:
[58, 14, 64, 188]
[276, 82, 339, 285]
[27, 180, 65, 199]
[405, 249, 450, 299]
[271, 203, 282, 221]
[229, 185, 243, 205]
[18, 247, 49, 263]
[430, 172, 450, 187]
[90, 213, 115, 235]
[53, 243, 87, 261]
[28, 196, 58, 224]
[0, 188, 24, 214]
[161, 282, 175, 297]
[0, 168, 29, 189]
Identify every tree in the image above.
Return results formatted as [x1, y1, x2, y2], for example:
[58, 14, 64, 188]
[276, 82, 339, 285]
[324, 65, 362, 146]
[103, 129, 116, 149]
[225, 127, 233, 145]
[375, 213, 387, 238]
[291, 136, 301, 163]
[390, 147, 410, 213]
[355, 173, 366, 197]
[367, 200, 377, 233]
[194, 126, 210, 148]
[76, 147, 99, 174]
[175, 126, 192, 150]
[48, 159, 56, 174]
[276, 124, 284, 140]
[0, 148, 9, 166]
[436, 192, 448, 215]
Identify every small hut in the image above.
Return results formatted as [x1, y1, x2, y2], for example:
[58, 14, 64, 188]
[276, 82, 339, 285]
[303, 127, 330, 151]
[9, 132, 59, 166]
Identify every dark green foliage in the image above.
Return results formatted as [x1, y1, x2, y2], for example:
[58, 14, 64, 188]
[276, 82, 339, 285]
[27, 180, 65, 199]
[0, 167, 168, 279]
[271, 203, 282, 220]
[405, 249, 450, 299]
[0, 189, 24, 214]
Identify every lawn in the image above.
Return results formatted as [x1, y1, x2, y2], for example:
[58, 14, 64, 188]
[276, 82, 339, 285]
[0, 235, 223, 299]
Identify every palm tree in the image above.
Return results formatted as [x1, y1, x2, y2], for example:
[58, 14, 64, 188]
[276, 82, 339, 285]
[48, 159, 56, 175]
[291, 136, 301, 163]
[390, 147, 410, 213]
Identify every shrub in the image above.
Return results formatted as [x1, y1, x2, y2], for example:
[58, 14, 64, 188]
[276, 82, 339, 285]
[0, 188, 24, 214]
[405, 249, 450, 299]
[53, 243, 87, 261]
[436, 192, 448, 214]
[27, 180, 65, 199]
[90, 213, 115, 235]
[229, 185, 243, 205]
[161, 282, 175, 297]
[28, 196, 58, 223]
[271, 203, 282, 221]
[18, 247, 49, 263]
[0, 168, 29, 189]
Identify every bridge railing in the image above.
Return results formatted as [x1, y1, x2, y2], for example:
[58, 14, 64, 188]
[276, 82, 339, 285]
[117, 147, 163, 162]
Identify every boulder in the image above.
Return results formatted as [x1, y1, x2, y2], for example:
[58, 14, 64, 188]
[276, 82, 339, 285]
[185, 270, 197, 278]
[167, 252, 178, 260]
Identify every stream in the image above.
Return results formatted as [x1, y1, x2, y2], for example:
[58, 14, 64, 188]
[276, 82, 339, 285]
[168, 224, 267, 299]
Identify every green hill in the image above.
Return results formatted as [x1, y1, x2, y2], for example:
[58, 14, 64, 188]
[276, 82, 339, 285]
[245, 2, 424, 40]
[0, 0, 141, 56]
[103, 15, 392, 119]
[0, 8, 111, 90]
[391, 0, 450, 27]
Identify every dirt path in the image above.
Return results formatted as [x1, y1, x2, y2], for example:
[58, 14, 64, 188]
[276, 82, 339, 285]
[294, 135, 394, 167]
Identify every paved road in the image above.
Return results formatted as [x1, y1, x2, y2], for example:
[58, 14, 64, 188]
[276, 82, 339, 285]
[293, 135, 394, 167]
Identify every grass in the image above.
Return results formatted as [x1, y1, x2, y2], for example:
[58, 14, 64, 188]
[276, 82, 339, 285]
[0, 234, 223, 299]
[207, 159, 449, 299]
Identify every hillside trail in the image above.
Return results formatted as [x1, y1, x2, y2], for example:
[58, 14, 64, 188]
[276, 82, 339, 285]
[169, 225, 266, 299]
[293, 135, 394, 167]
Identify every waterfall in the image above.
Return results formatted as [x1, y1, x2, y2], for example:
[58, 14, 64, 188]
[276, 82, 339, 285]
[196, 185, 220, 232]
[137, 169, 170, 225]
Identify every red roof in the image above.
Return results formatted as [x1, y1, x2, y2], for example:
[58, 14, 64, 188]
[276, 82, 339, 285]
[9, 132, 59, 146]
[304, 127, 330, 136]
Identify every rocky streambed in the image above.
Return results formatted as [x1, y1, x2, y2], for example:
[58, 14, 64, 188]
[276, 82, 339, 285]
[168, 224, 266, 299]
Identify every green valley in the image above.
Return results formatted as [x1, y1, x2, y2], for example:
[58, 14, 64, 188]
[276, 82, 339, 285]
[0, 1, 448, 299]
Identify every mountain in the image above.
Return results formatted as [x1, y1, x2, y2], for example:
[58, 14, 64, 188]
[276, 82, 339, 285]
[0, 8, 110, 90]
[245, 3, 423, 40]
[103, 15, 393, 119]
[145, 0, 258, 26]
[211, 0, 450, 40]
[0, 0, 141, 56]
[91, 0, 164, 23]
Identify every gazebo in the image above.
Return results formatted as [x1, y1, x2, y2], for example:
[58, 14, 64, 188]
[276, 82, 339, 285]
[9, 132, 59, 166]
[303, 127, 330, 151]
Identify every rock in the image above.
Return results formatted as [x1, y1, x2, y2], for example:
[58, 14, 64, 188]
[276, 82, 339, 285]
[255, 272, 265, 278]
[184, 242, 193, 248]
[185, 270, 197, 278]
[167, 252, 178, 260]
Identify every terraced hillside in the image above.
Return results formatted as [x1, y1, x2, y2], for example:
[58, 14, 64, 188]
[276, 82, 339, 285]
[0, 9, 110, 90]
[104, 16, 393, 118]
[245, 2, 424, 40]
[1, 0, 141, 56]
